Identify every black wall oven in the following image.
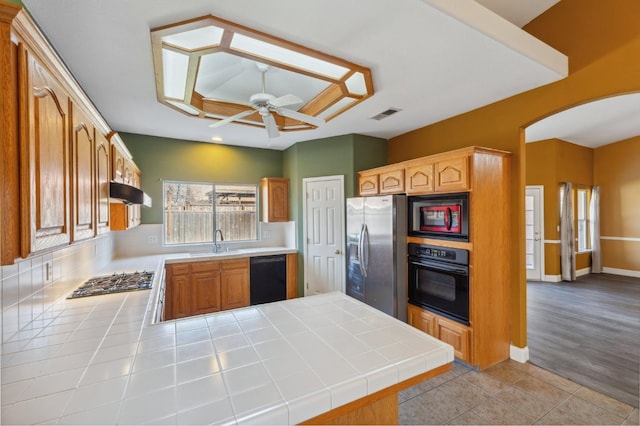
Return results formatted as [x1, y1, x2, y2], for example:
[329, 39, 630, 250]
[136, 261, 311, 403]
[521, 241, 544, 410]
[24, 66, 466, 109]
[408, 243, 470, 325]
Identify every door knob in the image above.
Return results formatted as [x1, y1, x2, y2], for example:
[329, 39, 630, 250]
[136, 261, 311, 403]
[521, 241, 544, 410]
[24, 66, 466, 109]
[335, 249, 341, 255]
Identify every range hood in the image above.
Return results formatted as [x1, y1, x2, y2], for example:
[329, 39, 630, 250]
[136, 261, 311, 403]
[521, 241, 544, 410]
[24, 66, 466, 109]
[110, 181, 152, 207]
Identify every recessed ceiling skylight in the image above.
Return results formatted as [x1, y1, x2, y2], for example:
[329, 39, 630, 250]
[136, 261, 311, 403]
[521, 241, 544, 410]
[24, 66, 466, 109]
[150, 15, 374, 134]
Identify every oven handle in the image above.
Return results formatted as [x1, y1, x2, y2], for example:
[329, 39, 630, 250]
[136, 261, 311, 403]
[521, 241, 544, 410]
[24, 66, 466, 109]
[409, 257, 468, 275]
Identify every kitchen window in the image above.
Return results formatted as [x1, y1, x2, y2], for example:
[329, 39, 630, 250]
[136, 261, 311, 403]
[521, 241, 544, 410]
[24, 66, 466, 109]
[163, 181, 257, 245]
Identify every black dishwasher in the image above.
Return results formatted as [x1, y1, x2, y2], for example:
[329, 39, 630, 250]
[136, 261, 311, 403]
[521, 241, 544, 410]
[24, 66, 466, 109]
[250, 255, 286, 305]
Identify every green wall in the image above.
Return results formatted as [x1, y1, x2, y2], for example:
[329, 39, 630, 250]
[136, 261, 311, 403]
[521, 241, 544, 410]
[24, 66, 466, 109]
[120, 133, 282, 224]
[283, 134, 387, 294]
[5, 0, 24, 6]
[120, 131, 387, 296]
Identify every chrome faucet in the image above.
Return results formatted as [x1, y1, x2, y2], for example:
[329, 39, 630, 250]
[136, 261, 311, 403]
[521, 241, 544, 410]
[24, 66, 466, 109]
[214, 229, 224, 252]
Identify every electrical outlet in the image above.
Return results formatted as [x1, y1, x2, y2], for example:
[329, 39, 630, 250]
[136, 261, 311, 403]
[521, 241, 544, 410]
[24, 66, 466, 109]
[148, 235, 159, 244]
[262, 230, 272, 240]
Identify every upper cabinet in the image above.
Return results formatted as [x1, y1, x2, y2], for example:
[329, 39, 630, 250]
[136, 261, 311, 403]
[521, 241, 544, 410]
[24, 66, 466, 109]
[70, 103, 96, 242]
[95, 131, 110, 235]
[261, 178, 289, 222]
[0, 4, 139, 264]
[358, 149, 473, 196]
[20, 49, 72, 256]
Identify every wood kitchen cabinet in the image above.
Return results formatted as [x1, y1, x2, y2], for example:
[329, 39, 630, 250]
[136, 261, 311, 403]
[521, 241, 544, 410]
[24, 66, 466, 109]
[164, 258, 249, 320]
[95, 131, 111, 235]
[70, 104, 96, 242]
[191, 261, 222, 315]
[357, 165, 405, 196]
[434, 155, 469, 192]
[1, 4, 143, 264]
[261, 177, 289, 222]
[111, 142, 126, 183]
[405, 146, 510, 369]
[20, 49, 72, 256]
[220, 258, 250, 310]
[405, 162, 435, 194]
[408, 304, 471, 361]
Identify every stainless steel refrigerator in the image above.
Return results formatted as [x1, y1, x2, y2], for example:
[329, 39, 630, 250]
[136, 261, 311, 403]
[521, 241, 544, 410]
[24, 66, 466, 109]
[346, 195, 407, 322]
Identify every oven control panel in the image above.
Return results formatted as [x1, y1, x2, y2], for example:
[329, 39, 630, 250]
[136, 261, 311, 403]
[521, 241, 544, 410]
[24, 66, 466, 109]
[408, 243, 468, 265]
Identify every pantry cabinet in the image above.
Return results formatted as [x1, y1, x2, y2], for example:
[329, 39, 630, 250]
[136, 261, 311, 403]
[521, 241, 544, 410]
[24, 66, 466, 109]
[261, 177, 289, 222]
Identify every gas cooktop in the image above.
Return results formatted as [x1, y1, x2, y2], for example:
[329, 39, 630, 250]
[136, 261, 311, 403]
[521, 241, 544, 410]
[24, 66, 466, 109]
[67, 271, 154, 299]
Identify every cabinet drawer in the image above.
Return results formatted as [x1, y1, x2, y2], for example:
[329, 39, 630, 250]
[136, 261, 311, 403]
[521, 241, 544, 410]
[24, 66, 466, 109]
[167, 263, 190, 276]
[191, 261, 220, 273]
[222, 258, 249, 270]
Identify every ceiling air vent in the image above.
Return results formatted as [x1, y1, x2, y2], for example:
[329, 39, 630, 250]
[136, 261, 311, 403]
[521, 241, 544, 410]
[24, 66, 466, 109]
[370, 108, 402, 121]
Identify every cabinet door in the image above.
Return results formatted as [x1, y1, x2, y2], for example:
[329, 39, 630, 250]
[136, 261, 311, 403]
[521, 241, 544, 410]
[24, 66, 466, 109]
[436, 316, 471, 361]
[435, 156, 469, 192]
[166, 264, 191, 320]
[379, 168, 405, 194]
[221, 259, 250, 310]
[109, 203, 130, 231]
[286, 253, 298, 299]
[22, 52, 71, 256]
[406, 163, 434, 194]
[407, 304, 437, 336]
[261, 178, 289, 222]
[111, 144, 125, 183]
[70, 104, 96, 241]
[191, 261, 221, 315]
[95, 132, 110, 235]
[358, 173, 379, 196]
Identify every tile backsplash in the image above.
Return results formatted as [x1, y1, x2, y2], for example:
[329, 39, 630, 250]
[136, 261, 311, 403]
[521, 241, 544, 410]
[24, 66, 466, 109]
[1, 235, 114, 344]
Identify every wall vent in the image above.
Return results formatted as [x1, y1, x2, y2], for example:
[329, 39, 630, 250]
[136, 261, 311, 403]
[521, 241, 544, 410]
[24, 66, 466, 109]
[370, 108, 402, 120]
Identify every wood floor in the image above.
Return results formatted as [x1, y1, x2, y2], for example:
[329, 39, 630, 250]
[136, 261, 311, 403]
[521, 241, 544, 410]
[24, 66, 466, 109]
[527, 273, 640, 407]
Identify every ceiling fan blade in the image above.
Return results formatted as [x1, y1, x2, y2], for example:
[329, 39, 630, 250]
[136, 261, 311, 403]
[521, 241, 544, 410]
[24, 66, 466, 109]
[269, 94, 303, 108]
[276, 107, 325, 127]
[262, 113, 280, 138]
[209, 108, 255, 128]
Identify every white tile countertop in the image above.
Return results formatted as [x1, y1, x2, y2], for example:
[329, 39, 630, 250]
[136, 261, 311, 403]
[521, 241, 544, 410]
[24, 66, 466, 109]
[1, 254, 453, 425]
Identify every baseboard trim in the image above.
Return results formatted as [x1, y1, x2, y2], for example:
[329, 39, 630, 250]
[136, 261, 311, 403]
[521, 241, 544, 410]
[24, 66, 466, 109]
[510, 345, 529, 363]
[576, 267, 591, 277]
[602, 267, 640, 278]
[543, 274, 561, 282]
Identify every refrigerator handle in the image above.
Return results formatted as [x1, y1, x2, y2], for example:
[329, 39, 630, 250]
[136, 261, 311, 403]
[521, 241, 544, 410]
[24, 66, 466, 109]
[362, 224, 370, 276]
[358, 224, 367, 277]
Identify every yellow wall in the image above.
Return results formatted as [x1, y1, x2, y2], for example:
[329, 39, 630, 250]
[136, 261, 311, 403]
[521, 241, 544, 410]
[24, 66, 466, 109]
[526, 139, 594, 275]
[388, 0, 640, 348]
[594, 137, 640, 271]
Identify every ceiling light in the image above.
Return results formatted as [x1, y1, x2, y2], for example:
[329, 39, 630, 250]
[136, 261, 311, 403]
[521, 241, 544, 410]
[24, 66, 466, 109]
[150, 15, 374, 135]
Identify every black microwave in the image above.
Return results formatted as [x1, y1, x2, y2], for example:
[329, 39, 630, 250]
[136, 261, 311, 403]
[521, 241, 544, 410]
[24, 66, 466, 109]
[408, 193, 469, 241]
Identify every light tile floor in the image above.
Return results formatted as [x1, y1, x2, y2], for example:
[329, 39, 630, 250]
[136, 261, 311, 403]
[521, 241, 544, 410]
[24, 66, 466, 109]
[399, 359, 639, 425]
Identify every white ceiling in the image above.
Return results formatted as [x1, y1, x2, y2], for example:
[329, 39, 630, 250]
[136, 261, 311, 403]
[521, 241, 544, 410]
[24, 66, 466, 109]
[22, 0, 592, 151]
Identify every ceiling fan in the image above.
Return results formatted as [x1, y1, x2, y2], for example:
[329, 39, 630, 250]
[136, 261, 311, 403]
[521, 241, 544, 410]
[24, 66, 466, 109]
[209, 63, 325, 138]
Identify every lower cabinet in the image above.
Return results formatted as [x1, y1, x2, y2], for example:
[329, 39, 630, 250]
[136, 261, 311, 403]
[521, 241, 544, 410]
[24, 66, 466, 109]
[165, 259, 249, 320]
[165, 254, 297, 321]
[408, 303, 471, 362]
[220, 259, 250, 310]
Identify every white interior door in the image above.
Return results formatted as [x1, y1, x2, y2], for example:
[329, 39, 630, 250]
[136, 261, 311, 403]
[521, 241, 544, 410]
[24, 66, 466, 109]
[303, 176, 345, 295]
[526, 186, 544, 281]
